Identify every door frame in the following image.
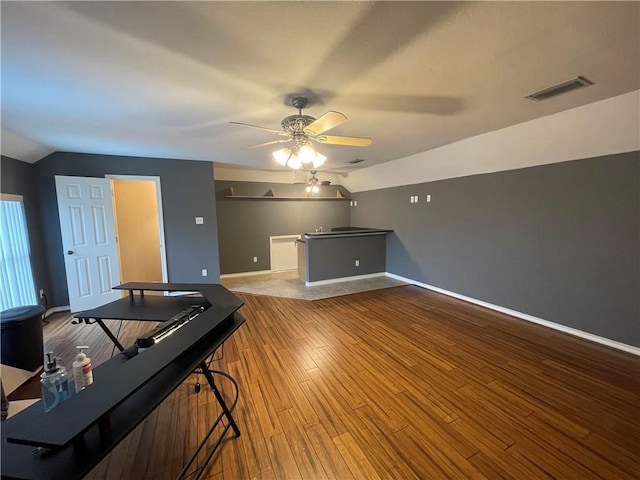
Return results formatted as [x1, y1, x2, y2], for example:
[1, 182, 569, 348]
[106, 175, 169, 283]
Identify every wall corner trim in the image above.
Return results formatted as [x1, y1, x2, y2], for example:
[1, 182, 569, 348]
[385, 273, 640, 356]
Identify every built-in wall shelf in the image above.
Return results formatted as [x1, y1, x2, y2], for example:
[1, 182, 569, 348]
[224, 195, 350, 201]
[224, 186, 350, 200]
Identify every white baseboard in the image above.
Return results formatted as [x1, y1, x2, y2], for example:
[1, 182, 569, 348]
[45, 305, 70, 318]
[221, 270, 273, 279]
[386, 273, 640, 356]
[306, 272, 386, 287]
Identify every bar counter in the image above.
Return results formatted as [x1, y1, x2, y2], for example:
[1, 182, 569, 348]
[297, 227, 392, 285]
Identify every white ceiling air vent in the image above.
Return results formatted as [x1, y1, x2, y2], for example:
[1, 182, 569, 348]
[526, 76, 594, 101]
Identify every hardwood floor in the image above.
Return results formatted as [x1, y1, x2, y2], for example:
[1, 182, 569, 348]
[39, 286, 639, 479]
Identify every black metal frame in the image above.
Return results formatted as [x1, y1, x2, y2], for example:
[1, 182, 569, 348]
[177, 362, 241, 480]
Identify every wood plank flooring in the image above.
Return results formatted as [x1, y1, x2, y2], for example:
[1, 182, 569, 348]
[37, 286, 639, 479]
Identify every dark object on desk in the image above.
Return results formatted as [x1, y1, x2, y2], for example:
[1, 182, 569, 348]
[135, 304, 205, 350]
[0, 304, 45, 371]
[1, 283, 244, 480]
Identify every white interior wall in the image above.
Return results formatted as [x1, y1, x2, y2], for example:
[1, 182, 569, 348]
[341, 90, 640, 193]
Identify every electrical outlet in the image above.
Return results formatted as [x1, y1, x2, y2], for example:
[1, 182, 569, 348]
[195, 217, 204, 225]
[39, 289, 45, 298]
[253, 256, 258, 263]
[201, 269, 207, 277]
[426, 194, 432, 202]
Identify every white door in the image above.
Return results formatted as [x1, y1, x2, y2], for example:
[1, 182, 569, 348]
[55, 176, 121, 312]
[270, 235, 300, 272]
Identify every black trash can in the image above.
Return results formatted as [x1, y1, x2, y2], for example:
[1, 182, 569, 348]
[0, 305, 45, 371]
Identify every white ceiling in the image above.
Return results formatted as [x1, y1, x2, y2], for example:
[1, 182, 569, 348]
[1, 1, 638, 173]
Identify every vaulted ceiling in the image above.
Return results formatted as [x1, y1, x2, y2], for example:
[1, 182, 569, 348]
[1, 2, 638, 173]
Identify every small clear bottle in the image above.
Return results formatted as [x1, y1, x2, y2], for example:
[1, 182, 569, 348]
[40, 352, 70, 412]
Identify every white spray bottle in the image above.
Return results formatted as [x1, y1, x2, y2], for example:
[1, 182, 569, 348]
[73, 345, 93, 393]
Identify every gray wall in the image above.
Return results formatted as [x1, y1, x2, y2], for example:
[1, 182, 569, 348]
[36, 152, 220, 307]
[1, 155, 50, 305]
[352, 152, 640, 347]
[306, 234, 387, 282]
[215, 181, 351, 274]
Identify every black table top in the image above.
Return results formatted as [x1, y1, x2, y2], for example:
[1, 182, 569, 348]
[115, 282, 243, 308]
[75, 282, 243, 322]
[75, 295, 207, 322]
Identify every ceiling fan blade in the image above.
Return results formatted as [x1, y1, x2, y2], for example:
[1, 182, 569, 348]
[304, 111, 348, 135]
[247, 139, 291, 149]
[229, 121, 286, 135]
[314, 135, 372, 147]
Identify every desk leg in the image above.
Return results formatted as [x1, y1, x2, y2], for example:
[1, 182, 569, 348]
[72, 435, 87, 454]
[199, 362, 240, 438]
[99, 416, 112, 447]
[177, 364, 240, 480]
[94, 318, 125, 351]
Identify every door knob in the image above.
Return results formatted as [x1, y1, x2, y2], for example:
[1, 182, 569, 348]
[67, 250, 74, 255]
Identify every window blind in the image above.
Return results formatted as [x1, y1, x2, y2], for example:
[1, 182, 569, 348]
[0, 196, 37, 311]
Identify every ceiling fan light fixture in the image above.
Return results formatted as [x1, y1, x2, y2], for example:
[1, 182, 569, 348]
[312, 152, 326, 169]
[306, 170, 321, 194]
[272, 143, 326, 170]
[298, 145, 316, 164]
[287, 155, 302, 170]
[272, 148, 291, 166]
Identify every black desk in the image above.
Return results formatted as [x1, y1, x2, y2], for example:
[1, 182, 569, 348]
[1, 283, 245, 480]
[73, 282, 241, 351]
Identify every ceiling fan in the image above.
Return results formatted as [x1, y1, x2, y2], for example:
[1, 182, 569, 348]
[230, 97, 372, 169]
[305, 170, 324, 194]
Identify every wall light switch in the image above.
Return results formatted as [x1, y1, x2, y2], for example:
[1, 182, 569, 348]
[426, 194, 431, 202]
[195, 217, 204, 225]
[355, 260, 360, 267]
[350, 201, 353, 207]
[354, 201, 358, 206]
[253, 256, 258, 263]
[415, 195, 419, 203]
[201, 269, 208, 277]
[410, 196, 414, 203]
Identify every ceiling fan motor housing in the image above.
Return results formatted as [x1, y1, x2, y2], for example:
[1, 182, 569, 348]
[283, 96, 316, 143]
[281, 115, 316, 135]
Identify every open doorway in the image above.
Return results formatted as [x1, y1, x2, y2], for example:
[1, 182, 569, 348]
[108, 175, 168, 287]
